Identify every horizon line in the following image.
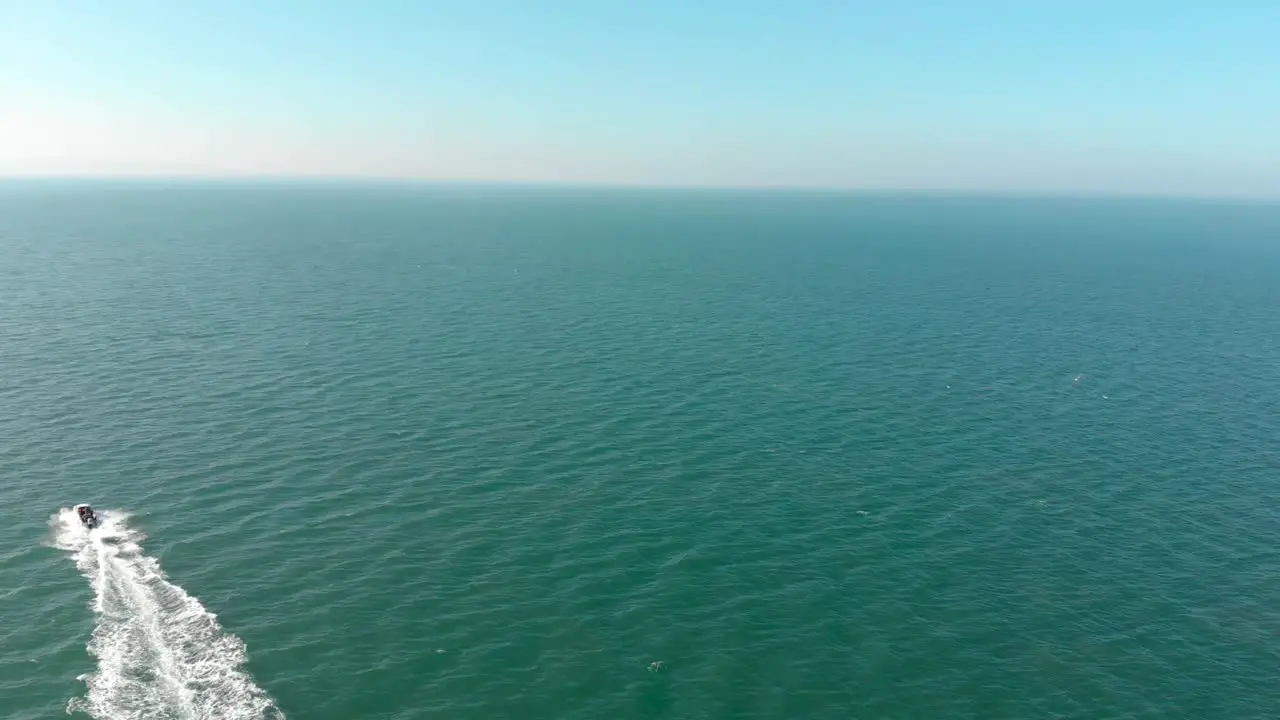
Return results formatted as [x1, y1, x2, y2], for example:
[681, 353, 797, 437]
[1, 174, 1278, 204]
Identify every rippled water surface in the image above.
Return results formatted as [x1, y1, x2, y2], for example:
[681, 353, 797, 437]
[3, 183, 1280, 719]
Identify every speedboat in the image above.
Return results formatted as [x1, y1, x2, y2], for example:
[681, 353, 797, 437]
[74, 503, 99, 529]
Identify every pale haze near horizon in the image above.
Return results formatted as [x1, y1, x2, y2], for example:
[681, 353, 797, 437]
[2, 1, 1277, 197]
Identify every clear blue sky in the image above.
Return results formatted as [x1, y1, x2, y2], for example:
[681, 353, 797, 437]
[2, 1, 1277, 195]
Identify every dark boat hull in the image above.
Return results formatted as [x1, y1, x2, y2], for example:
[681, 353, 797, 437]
[74, 504, 99, 529]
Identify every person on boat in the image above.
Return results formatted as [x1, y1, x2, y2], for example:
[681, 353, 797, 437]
[75, 504, 97, 527]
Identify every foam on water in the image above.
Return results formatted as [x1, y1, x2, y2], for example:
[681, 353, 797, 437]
[50, 509, 284, 720]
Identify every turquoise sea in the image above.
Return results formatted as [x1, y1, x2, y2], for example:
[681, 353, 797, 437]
[2, 182, 1279, 719]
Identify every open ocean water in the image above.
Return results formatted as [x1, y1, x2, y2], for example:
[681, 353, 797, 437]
[2, 182, 1279, 719]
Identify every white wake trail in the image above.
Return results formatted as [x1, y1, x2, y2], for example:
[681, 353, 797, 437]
[51, 509, 284, 720]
